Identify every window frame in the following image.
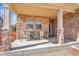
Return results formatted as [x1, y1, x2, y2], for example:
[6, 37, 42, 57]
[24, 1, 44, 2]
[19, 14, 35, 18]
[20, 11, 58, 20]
[26, 18, 34, 29]
[35, 19, 42, 29]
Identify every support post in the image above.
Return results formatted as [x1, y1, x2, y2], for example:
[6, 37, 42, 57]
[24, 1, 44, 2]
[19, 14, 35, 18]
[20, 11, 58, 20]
[16, 16, 20, 39]
[57, 9, 64, 45]
[1, 4, 11, 51]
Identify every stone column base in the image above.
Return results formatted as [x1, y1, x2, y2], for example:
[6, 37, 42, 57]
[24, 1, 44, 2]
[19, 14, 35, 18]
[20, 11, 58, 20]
[1, 28, 11, 51]
[57, 28, 64, 44]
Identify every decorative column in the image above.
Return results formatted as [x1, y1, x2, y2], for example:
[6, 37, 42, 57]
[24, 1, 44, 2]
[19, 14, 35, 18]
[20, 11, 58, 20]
[16, 15, 20, 39]
[1, 4, 11, 51]
[16, 15, 26, 40]
[57, 9, 64, 44]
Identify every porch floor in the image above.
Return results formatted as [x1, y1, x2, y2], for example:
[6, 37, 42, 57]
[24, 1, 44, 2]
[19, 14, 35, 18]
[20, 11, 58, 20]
[11, 39, 58, 51]
[11, 37, 76, 51]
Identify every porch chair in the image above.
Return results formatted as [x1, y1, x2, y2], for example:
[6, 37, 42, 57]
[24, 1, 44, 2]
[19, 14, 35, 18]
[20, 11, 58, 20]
[22, 29, 31, 41]
[40, 31, 44, 40]
[44, 31, 49, 39]
[32, 31, 40, 40]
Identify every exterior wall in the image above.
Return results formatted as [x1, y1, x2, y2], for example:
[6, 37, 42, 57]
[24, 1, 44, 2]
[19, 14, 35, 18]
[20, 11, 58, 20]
[42, 17, 49, 32]
[63, 13, 79, 41]
[52, 18, 57, 36]
[17, 13, 79, 41]
[16, 14, 49, 39]
[52, 13, 79, 41]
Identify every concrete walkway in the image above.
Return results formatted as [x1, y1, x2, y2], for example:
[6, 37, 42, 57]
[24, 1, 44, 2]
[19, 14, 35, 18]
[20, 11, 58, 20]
[0, 39, 79, 56]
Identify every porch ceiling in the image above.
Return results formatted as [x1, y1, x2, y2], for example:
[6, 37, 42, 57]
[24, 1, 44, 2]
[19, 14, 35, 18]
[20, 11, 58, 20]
[9, 3, 79, 18]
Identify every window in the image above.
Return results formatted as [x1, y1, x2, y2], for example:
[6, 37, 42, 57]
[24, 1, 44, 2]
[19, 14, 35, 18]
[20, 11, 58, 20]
[36, 20, 42, 29]
[26, 19, 34, 29]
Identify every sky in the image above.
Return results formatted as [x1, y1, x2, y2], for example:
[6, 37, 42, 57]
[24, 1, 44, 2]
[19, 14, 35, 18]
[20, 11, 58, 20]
[0, 3, 16, 25]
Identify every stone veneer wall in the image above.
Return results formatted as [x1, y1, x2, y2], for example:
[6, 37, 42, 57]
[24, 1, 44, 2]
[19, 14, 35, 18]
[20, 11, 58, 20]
[52, 18, 57, 36]
[53, 13, 79, 41]
[63, 13, 79, 41]
[16, 14, 49, 39]
[16, 14, 26, 39]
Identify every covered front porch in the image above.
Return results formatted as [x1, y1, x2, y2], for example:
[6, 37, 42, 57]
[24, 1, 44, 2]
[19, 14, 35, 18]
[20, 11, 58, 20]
[1, 3, 79, 51]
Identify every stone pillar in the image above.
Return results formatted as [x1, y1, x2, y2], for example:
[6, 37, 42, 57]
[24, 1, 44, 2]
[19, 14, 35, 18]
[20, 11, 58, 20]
[16, 16, 20, 39]
[1, 4, 11, 51]
[16, 15, 26, 40]
[57, 9, 64, 44]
